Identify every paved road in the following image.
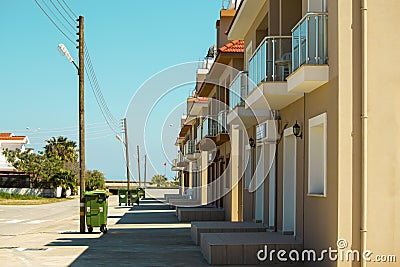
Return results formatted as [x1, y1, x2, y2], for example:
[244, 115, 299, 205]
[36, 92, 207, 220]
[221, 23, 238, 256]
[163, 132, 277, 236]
[0, 196, 125, 266]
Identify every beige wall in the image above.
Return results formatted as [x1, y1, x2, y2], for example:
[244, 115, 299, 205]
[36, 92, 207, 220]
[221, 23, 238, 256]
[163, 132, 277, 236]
[364, 0, 400, 263]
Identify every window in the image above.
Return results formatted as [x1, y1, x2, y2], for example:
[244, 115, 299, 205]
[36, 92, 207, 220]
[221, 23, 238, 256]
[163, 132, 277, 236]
[308, 113, 327, 196]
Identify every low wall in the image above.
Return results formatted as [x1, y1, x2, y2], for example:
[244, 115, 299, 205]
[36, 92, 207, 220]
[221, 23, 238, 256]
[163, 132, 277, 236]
[145, 188, 179, 199]
[0, 187, 71, 198]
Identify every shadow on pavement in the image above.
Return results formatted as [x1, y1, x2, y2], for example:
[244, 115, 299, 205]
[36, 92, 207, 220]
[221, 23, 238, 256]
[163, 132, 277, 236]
[45, 199, 211, 267]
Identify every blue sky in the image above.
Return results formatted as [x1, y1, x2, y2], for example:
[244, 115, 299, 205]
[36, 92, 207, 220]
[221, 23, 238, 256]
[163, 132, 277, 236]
[0, 1, 221, 180]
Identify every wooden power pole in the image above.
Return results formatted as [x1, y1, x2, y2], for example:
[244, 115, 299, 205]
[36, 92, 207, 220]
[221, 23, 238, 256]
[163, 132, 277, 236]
[78, 16, 86, 233]
[123, 118, 131, 205]
[137, 145, 141, 187]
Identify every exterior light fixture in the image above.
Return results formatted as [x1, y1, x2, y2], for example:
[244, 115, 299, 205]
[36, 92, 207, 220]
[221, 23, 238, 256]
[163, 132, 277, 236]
[249, 137, 256, 148]
[293, 121, 302, 139]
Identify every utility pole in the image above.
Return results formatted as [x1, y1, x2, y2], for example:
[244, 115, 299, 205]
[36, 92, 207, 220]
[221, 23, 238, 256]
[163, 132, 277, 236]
[137, 145, 141, 187]
[77, 16, 86, 233]
[144, 154, 147, 189]
[123, 118, 131, 206]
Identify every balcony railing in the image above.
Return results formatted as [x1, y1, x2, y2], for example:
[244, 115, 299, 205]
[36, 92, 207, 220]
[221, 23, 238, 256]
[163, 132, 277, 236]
[184, 139, 196, 155]
[172, 158, 177, 167]
[177, 151, 185, 163]
[292, 13, 328, 72]
[202, 116, 218, 138]
[248, 36, 292, 92]
[197, 123, 202, 144]
[229, 71, 248, 110]
[217, 110, 228, 134]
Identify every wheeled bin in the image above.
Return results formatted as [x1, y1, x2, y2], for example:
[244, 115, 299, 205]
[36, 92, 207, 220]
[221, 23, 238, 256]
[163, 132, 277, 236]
[84, 190, 109, 233]
[138, 187, 145, 199]
[118, 188, 128, 206]
[130, 188, 139, 205]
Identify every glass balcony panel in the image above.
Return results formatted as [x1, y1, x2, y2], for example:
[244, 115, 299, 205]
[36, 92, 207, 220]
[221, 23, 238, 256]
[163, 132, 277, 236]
[218, 111, 227, 134]
[299, 19, 307, 66]
[292, 27, 300, 70]
[248, 37, 292, 88]
[291, 13, 328, 72]
[197, 124, 202, 144]
[229, 72, 248, 110]
[202, 116, 218, 137]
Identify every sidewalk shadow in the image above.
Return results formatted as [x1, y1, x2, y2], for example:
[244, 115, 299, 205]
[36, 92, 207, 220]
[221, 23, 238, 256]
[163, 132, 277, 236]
[45, 200, 210, 267]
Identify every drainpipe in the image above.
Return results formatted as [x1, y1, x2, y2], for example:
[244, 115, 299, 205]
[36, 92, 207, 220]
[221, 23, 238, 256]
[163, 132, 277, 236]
[360, 0, 368, 266]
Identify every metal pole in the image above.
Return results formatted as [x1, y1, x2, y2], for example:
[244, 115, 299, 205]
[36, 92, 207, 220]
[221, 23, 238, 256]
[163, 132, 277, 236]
[78, 16, 86, 233]
[123, 118, 131, 206]
[137, 145, 141, 187]
[144, 154, 147, 189]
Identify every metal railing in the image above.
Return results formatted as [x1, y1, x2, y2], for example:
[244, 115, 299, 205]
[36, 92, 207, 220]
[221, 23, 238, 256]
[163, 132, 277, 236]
[202, 116, 218, 138]
[197, 124, 202, 144]
[217, 110, 228, 134]
[248, 36, 292, 92]
[177, 150, 185, 163]
[229, 71, 248, 110]
[184, 139, 196, 155]
[292, 12, 328, 72]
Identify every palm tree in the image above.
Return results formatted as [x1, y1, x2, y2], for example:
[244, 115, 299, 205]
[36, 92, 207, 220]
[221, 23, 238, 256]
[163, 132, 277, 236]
[151, 174, 167, 187]
[44, 136, 78, 162]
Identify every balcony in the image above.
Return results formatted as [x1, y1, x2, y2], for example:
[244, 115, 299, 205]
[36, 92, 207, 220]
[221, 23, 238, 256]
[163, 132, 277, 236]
[216, 110, 229, 145]
[287, 13, 329, 93]
[171, 158, 183, 171]
[184, 140, 200, 161]
[246, 36, 302, 110]
[176, 151, 188, 168]
[229, 71, 248, 110]
[202, 116, 218, 138]
[228, 71, 258, 127]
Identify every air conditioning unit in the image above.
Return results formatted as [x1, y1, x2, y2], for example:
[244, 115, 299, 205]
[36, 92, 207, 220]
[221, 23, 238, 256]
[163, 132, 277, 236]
[256, 120, 278, 142]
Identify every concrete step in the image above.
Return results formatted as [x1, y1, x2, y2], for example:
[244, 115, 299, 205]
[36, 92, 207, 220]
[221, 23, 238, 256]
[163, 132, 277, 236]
[200, 232, 302, 265]
[177, 207, 225, 222]
[191, 221, 267, 245]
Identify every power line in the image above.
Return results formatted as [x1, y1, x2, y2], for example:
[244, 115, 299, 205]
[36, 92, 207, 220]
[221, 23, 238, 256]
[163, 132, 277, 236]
[56, 0, 76, 22]
[84, 47, 122, 131]
[49, 0, 77, 30]
[33, 0, 76, 45]
[33, 0, 122, 135]
[60, 0, 77, 18]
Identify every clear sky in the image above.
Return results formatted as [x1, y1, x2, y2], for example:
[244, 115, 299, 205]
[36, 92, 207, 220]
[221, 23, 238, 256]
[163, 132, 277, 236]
[0, 1, 222, 180]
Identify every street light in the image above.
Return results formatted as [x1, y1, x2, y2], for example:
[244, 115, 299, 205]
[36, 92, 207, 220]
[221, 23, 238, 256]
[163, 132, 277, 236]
[58, 44, 78, 70]
[58, 19, 86, 233]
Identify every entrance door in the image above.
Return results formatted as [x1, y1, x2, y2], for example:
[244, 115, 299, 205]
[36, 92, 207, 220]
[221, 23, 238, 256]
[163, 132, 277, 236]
[283, 128, 296, 235]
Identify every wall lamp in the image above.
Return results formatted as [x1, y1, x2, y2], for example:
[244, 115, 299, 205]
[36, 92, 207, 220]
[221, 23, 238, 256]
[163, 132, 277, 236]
[293, 121, 302, 139]
[249, 137, 256, 148]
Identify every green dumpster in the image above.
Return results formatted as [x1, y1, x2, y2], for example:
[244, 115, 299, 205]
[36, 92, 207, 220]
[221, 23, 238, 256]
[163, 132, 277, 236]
[130, 188, 139, 205]
[118, 189, 128, 206]
[84, 190, 109, 233]
[138, 187, 145, 199]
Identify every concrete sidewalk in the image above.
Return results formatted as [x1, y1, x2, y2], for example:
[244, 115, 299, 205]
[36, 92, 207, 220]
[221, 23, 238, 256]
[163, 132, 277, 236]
[47, 198, 211, 267]
[41, 197, 303, 266]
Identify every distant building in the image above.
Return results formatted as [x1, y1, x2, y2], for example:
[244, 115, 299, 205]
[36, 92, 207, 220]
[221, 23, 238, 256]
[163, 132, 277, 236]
[0, 133, 30, 172]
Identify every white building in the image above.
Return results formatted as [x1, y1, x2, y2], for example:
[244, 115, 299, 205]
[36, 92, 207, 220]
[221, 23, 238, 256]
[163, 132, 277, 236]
[0, 133, 29, 172]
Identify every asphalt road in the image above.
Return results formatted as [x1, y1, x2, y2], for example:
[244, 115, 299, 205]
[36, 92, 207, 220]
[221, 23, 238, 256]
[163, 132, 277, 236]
[0, 196, 125, 266]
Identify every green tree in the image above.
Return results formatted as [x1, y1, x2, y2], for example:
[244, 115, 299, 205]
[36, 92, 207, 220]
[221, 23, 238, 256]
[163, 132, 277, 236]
[151, 174, 167, 187]
[49, 169, 77, 197]
[3, 136, 79, 197]
[85, 170, 106, 191]
[44, 136, 78, 162]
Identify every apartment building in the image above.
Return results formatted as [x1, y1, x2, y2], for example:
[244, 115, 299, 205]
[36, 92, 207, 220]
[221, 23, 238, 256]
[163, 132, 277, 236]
[173, 0, 399, 265]
[225, 0, 399, 266]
